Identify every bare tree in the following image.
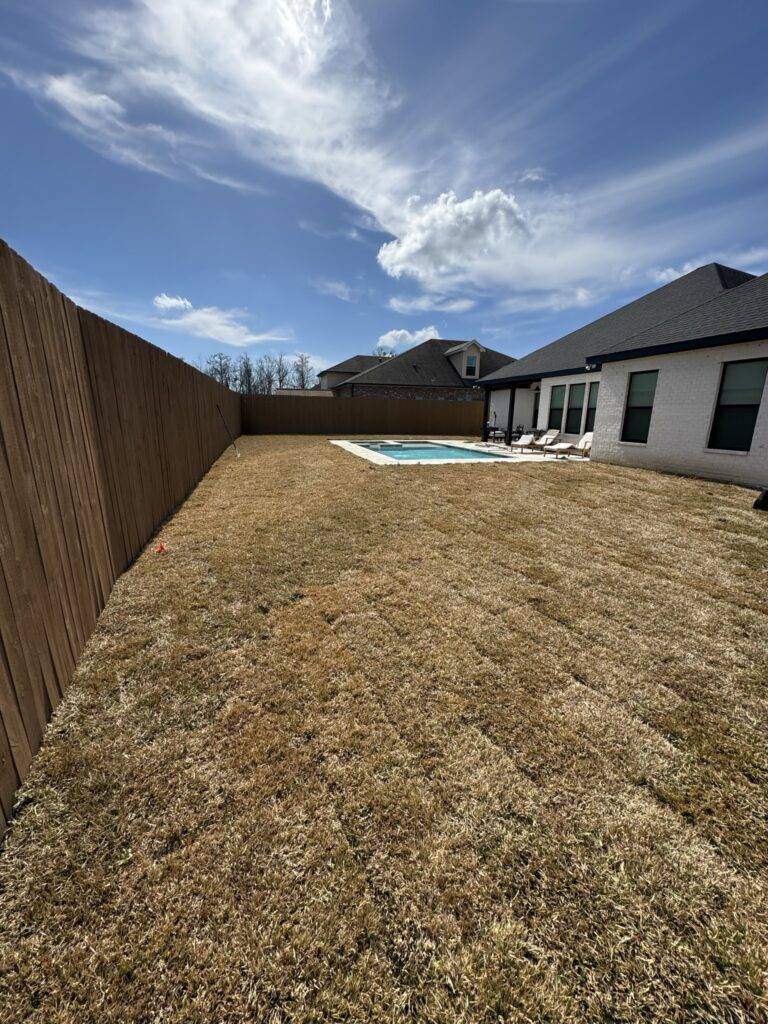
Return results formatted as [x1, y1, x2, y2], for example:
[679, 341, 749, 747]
[235, 353, 255, 395]
[205, 352, 234, 388]
[254, 354, 278, 395]
[292, 352, 316, 390]
[274, 352, 292, 390]
[373, 344, 393, 358]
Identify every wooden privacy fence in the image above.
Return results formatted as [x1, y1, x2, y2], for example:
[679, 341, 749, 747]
[242, 394, 484, 436]
[0, 240, 241, 834]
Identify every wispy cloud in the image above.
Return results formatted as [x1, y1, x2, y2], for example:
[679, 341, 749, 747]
[313, 278, 359, 303]
[4, 0, 768, 321]
[150, 301, 293, 347]
[388, 294, 476, 314]
[67, 283, 291, 347]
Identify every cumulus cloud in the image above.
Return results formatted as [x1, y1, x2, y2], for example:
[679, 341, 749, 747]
[377, 325, 440, 353]
[378, 190, 531, 291]
[153, 293, 193, 312]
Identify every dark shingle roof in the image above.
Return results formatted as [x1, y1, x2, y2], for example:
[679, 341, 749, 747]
[479, 264, 756, 385]
[336, 339, 513, 389]
[592, 271, 768, 363]
[322, 355, 388, 375]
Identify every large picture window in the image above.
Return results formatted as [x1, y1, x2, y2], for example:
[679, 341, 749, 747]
[565, 383, 585, 434]
[708, 358, 768, 452]
[585, 381, 599, 432]
[621, 370, 658, 443]
[548, 385, 566, 430]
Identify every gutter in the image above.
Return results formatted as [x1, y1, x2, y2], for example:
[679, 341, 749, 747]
[588, 326, 768, 367]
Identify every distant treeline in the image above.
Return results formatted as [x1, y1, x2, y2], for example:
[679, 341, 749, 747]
[200, 352, 317, 394]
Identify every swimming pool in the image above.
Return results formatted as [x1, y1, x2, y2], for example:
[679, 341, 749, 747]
[360, 441, 503, 461]
[331, 439, 518, 464]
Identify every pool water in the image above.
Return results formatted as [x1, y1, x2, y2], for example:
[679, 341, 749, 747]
[358, 442, 506, 462]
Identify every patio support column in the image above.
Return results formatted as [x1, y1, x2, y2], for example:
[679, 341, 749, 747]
[481, 388, 490, 441]
[505, 387, 517, 445]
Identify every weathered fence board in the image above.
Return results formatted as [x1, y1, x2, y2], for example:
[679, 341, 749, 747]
[0, 240, 241, 834]
[242, 394, 484, 436]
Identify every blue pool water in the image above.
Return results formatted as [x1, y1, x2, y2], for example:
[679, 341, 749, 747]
[358, 441, 506, 462]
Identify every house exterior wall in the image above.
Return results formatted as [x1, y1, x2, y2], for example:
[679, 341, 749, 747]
[318, 370, 355, 389]
[538, 371, 602, 438]
[336, 383, 482, 401]
[512, 388, 537, 430]
[488, 389, 511, 430]
[591, 340, 768, 489]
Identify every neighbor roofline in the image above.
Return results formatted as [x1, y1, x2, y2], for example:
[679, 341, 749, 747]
[589, 327, 768, 367]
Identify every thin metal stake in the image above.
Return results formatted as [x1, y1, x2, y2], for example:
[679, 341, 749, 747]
[217, 403, 240, 457]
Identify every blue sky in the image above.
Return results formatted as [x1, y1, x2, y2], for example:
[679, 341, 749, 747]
[2, 0, 768, 373]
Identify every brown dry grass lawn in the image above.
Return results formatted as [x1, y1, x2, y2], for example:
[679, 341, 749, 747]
[1, 436, 767, 1023]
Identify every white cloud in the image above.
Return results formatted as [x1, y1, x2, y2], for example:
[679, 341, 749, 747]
[151, 301, 292, 347]
[153, 293, 193, 312]
[650, 246, 768, 286]
[388, 294, 476, 314]
[313, 278, 358, 302]
[5, 1, 768, 320]
[377, 325, 440, 353]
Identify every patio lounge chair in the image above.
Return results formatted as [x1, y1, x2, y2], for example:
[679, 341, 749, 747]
[508, 433, 536, 452]
[544, 431, 594, 459]
[530, 429, 560, 451]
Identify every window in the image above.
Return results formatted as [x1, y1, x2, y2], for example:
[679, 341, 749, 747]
[548, 385, 566, 430]
[465, 354, 478, 377]
[585, 381, 599, 432]
[565, 383, 585, 434]
[708, 358, 768, 452]
[621, 370, 658, 443]
[532, 389, 540, 429]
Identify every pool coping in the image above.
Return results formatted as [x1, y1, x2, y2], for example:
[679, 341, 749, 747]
[330, 439, 542, 466]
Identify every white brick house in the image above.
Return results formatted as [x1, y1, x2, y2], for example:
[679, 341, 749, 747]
[480, 264, 768, 490]
[592, 342, 768, 488]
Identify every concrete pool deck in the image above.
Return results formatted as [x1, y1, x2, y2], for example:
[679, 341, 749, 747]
[330, 438, 581, 465]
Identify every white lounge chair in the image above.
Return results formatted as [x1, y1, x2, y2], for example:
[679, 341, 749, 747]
[508, 433, 536, 452]
[530, 429, 560, 451]
[545, 432, 594, 459]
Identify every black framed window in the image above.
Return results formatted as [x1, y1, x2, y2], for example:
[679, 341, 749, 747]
[585, 381, 600, 432]
[532, 389, 540, 429]
[621, 370, 658, 443]
[708, 358, 768, 452]
[548, 384, 566, 430]
[565, 383, 586, 434]
[465, 355, 478, 377]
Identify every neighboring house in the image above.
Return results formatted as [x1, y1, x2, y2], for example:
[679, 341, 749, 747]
[331, 339, 513, 401]
[478, 263, 768, 489]
[274, 388, 333, 397]
[318, 356, 390, 390]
